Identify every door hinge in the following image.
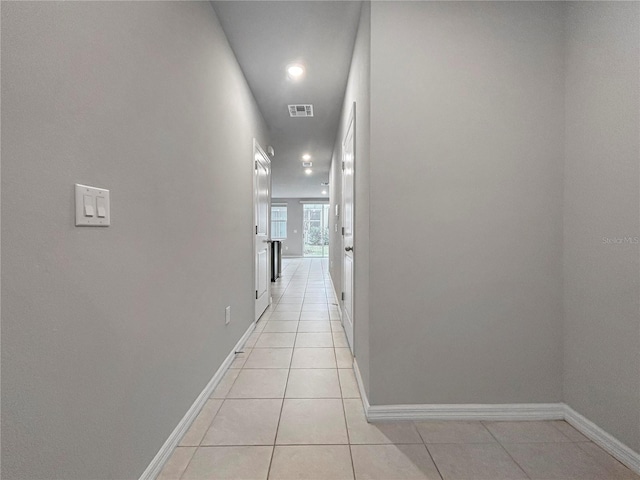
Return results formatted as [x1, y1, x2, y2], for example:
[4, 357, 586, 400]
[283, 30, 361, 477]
[255, 160, 258, 170]
[341, 292, 345, 301]
[256, 290, 259, 300]
[341, 227, 345, 235]
[341, 161, 345, 170]
[255, 225, 258, 234]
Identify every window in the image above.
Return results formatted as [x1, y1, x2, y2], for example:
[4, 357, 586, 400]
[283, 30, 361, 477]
[303, 203, 330, 257]
[271, 204, 287, 239]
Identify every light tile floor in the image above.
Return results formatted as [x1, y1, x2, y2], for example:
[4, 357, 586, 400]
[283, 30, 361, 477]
[159, 258, 640, 480]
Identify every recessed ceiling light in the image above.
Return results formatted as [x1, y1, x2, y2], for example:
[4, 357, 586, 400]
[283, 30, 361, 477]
[302, 153, 311, 161]
[287, 64, 305, 79]
[305, 168, 312, 175]
[322, 190, 327, 195]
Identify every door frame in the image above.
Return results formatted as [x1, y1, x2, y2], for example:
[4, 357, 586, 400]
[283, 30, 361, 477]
[341, 103, 356, 354]
[253, 139, 272, 321]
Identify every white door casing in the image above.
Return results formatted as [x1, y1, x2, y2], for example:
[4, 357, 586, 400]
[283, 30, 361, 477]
[254, 140, 271, 321]
[342, 104, 355, 353]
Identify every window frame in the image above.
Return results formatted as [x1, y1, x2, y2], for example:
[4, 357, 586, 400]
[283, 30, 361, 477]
[271, 204, 288, 240]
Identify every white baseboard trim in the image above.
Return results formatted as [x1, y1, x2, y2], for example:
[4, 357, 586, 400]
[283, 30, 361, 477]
[353, 358, 369, 412]
[367, 402, 565, 422]
[350, 369, 639, 475]
[139, 321, 256, 480]
[328, 275, 343, 321]
[564, 405, 640, 474]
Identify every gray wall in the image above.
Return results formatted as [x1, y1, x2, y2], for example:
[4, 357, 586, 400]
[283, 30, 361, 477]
[272, 198, 328, 258]
[329, 1, 371, 395]
[1, 2, 268, 479]
[367, 1, 565, 405]
[563, 2, 640, 452]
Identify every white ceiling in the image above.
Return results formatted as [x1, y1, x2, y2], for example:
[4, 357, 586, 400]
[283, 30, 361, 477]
[211, 1, 362, 198]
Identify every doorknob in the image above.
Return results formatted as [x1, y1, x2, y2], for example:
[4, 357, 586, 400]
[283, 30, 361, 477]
[345, 246, 353, 252]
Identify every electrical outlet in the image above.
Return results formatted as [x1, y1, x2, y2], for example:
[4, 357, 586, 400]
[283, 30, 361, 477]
[225, 306, 231, 325]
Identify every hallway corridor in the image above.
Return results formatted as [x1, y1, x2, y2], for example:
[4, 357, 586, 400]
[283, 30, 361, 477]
[157, 259, 639, 480]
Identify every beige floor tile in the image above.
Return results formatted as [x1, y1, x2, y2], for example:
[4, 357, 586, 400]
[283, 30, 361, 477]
[285, 369, 341, 398]
[269, 445, 354, 480]
[332, 331, 349, 347]
[244, 332, 261, 348]
[576, 442, 640, 479]
[201, 399, 282, 446]
[157, 446, 196, 480]
[331, 320, 344, 332]
[275, 304, 302, 313]
[254, 332, 296, 348]
[268, 312, 301, 321]
[229, 350, 251, 369]
[415, 421, 496, 444]
[300, 312, 330, 321]
[180, 400, 224, 446]
[295, 332, 334, 348]
[428, 443, 528, 480]
[253, 321, 267, 333]
[244, 348, 292, 369]
[351, 444, 442, 480]
[502, 442, 611, 479]
[210, 369, 241, 399]
[291, 348, 337, 368]
[227, 369, 288, 398]
[277, 297, 304, 304]
[276, 398, 348, 444]
[343, 398, 423, 444]
[551, 420, 590, 442]
[297, 321, 331, 333]
[181, 446, 272, 480]
[301, 304, 329, 312]
[302, 298, 328, 304]
[302, 296, 328, 302]
[338, 369, 360, 398]
[335, 348, 353, 368]
[484, 421, 572, 443]
[263, 321, 299, 333]
[285, 289, 306, 295]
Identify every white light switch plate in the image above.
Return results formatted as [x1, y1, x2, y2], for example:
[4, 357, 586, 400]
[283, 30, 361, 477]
[225, 306, 231, 325]
[75, 184, 110, 226]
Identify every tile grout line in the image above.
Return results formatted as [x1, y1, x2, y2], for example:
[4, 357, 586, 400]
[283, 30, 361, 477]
[334, 319, 357, 480]
[265, 265, 308, 479]
[480, 421, 533, 480]
[176, 446, 197, 480]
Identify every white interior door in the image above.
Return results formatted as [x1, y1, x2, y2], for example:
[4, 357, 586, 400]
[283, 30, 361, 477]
[254, 140, 271, 321]
[342, 105, 355, 352]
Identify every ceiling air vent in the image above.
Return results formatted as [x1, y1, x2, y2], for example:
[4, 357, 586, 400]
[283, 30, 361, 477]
[288, 104, 314, 117]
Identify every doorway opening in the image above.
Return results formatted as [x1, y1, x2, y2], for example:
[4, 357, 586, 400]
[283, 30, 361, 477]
[303, 203, 330, 258]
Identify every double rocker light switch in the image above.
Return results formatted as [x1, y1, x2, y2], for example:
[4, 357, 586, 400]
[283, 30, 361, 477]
[75, 184, 110, 226]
